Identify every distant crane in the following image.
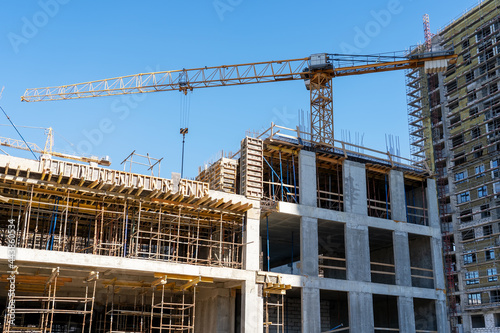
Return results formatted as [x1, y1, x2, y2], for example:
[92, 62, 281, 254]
[0, 126, 111, 166]
[21, 49, 457, 146]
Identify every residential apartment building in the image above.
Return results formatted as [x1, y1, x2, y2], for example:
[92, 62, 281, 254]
[407, 1, 500, 331]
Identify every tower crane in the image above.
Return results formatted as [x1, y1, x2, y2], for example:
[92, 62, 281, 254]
[0, 126, 111, 166]
[21, 49, 457, 145]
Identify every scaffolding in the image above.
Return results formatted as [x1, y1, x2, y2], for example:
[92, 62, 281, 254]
[258, 273, 291, 333]
[0, 163, 248, 270]
[2, 268, 98, 333]
[409, 0, 500, 330]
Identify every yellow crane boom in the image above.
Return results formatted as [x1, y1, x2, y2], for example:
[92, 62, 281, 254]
[21, 48, 457, 145]
[0, 135, 111, 166]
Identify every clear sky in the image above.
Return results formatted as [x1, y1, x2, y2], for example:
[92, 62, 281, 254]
[0, 0, 479, 178]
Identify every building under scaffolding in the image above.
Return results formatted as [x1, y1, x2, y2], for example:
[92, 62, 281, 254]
[1, 123, 447, 332]
[407, 0, 500, 331]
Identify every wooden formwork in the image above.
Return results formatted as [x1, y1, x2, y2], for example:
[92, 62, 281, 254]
[196, 157, 238, 194]
[240, 137, 263, 199]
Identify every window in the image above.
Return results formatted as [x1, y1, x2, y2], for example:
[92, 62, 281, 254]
[463, 52, 472, 66]
[455, 152, 467, 166]
[484, 224, 493, 235]
[482, 204, 491, 218]
[478, 185, 488, 198]
[491, 290, 500, 303]
[473, 145, 483, 158]
[469, 107, 479, 119]
[457, 191, 471, 204]
[468, 292, 482, 305]
[476, 26, 492, 42]
[464, 251, 477, 264]
[447, 80, 458, 94]
[491, 83, 499, 94]
[449, 100, 459, 111]
[466, 71, 475, 83]
[455, 171, 468, 184]
[462, 39, 470, 49]
[488, 268, 498, 282]
[460, 209, 473, 223]
[476, 164, 485, 177]
[492, 159, 500, 178]
[495, 313, 500, 327]
[471, 127, 481, 139]
[447, 65, 456, 77]
[462, 229, 475, 240]
[468, 92, 477, 103]
[452, 134, 465, 147]
[450, 115, 461, 128]
[486, 248, 496, 261]
[482, 87, 489, 98]
[494, 182, 500, 195]
[472, 315, 486, 328]
[465, 271, 479, 284]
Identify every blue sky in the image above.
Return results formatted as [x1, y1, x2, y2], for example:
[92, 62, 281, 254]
[0, 0, 478, 178]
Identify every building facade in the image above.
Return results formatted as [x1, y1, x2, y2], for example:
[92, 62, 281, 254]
[1, 124, 447, 332]
[407, 1, 500, 331]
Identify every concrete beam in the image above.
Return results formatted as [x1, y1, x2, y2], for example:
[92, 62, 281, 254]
[397, 296, 416, 333]
[301, 287, 321, 333]
[389, 170, 407, 222]
[278, 201, 439, 238]
[393, 231, 411, 287]
[343, 160, 367, 215]
[349, 291, 374, 332]
[345, 224, 371, 282]
[300, 216, 318, 277]
[298, 150, 317, 207]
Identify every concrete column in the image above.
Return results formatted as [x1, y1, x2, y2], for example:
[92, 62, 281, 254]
[393, 231, 412, 287]
[426, 178, 440, 228]
[345, 224, 371, 282]
[300, 216, 318, 277]
[241, 280, 263, 333]
[343, 160, 367, 214]
[301, 287, 321, 333]
[244, 217, 260, 271]
[244, 203, 261, 271]
[397, 296, 416, 333]
[389, 170, 407, 222]
[349, 291, 374, 332]
[299, 150, 317, 207]
[430, 236, 446, 290]
[435, 300, 450, 333]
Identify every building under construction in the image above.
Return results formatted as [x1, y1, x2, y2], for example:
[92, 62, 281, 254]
[0, 122, 450, 332]
[407, 0, 500, 331]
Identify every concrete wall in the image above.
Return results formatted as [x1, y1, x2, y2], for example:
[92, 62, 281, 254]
[196, 288, 235, 333]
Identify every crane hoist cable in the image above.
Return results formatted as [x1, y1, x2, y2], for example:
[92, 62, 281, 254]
[179, 91, 191, 178]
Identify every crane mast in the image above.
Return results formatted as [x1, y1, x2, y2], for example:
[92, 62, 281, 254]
[21, 49, 457, 145]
